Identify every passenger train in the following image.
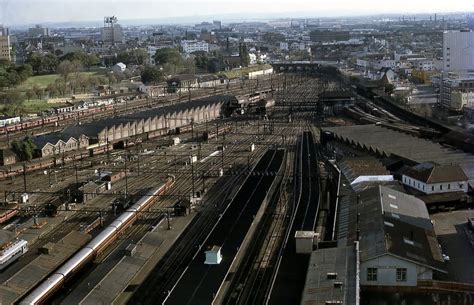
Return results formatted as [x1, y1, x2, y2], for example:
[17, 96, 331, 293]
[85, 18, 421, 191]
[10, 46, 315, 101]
[20, 175, 174, 304]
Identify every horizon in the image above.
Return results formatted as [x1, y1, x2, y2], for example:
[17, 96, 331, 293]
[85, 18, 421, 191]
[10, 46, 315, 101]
[1, 0, 473, 28]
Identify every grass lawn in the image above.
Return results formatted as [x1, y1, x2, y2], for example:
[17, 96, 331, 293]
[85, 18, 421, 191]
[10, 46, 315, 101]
[23, 99, 66, 113]
[219, 64, 273, 79]
[17, 71, 100, 91]
[1, 71, 104, 115]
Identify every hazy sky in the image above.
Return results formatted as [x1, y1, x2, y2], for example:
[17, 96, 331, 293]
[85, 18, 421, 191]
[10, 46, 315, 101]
[1, 0, 473, 26]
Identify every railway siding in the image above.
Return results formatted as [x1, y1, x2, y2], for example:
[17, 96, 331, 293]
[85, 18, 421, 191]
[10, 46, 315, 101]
[163, 149, 285, 305]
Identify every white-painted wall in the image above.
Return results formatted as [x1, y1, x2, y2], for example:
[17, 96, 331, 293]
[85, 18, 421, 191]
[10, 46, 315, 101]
[402, 174, 468, 194]
[360, 254, 433, 287]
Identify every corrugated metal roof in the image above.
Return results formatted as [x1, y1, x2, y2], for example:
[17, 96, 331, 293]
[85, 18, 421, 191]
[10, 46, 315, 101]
[324, 124, 474, 187]
[346, 185, 445, 272]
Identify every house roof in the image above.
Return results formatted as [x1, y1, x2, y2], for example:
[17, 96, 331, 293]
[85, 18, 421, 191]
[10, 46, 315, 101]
[198, 74, 219, 82]
[347, 185, 445, 272]
[402, 163, 468, 184]
[301, 244, 359, 305]
[167, 74, 198, 83]
[33, 95, 234, 143]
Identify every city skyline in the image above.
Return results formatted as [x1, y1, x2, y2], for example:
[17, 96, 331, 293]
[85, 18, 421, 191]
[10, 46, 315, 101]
[1, 0, 473, 26]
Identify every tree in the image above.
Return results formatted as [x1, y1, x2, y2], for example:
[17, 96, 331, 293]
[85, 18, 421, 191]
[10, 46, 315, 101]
[11, 137, 36, 161]
[26, 53, 44, 74]
[77, 74, 90, 93]
[16, 64, 33, 81]
[33, 85, 44, 100]
[57, 60, 74, 81]
[154, 48, 183, 66]
[0, 89, 22, 105]
[46, 83, 58, 98]
[84, 54, 100, 70]
[25, 89, 35, 101]
[239, 43, 250, 67]
[43, 54, 59, 73]
[194, 52, 209, 71]
[141, 65, 163, 85]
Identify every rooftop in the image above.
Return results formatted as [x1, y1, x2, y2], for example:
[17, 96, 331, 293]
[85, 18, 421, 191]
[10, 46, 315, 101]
[402, 163, 468, 184]
[301, 244, 359, 305]
[323, 124, 474, 187]
[347, 185, 445, 272]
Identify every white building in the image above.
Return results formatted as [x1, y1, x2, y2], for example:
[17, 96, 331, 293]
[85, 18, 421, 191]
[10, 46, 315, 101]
[443, 30, 474, 72]
[181, 40, 209, 54]
[401, 163, 469, 194]
[290, 42, 306, 50]
[112, 62, 126, 73]
[352, 186, 446, 287]
[409, 58, 435, 71]
[279, 42, 289, 51]
[440, 74, 474, 110]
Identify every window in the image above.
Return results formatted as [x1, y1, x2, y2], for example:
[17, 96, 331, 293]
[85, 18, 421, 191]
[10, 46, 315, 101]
[367, 268, 377, 281]
[448, 184, 450, 190]
[396, 268, 407, 282]
[432, 186, 435, 191]
[440, 185, 443, 190]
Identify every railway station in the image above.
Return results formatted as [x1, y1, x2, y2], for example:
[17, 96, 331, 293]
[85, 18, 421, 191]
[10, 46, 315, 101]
[0, 68, 472, 305]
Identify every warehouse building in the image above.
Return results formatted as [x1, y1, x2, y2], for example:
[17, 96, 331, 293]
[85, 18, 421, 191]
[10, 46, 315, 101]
[322, 124, 474, 189]
[400, 163, 469, 194]
[32, 96, 233, 157]
[33, 134, 89, 158]
[345, 185, 446, 287]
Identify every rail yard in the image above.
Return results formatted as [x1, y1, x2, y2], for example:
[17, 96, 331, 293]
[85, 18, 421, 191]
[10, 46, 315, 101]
[0, 68, 473, 305]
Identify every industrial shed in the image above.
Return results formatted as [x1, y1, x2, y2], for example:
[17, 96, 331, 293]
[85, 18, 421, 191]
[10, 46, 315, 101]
[322, 124, 474, 188]
[32, 96, 234, 157]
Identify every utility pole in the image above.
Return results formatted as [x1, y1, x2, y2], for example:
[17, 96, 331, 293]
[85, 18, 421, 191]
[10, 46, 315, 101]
[74, 164, 79, 188]
[124, 152, 129, 198]
[191, 155, 195, 198]
[22, 163, 27, 193]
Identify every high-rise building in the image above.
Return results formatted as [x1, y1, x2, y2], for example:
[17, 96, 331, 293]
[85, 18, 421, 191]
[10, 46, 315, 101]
[443, 30, 474, 72]
[0, 26, 9, 36]
[0, 36, 11, 61]
[468, 13, 474, 30]
[213, 20, 222, 30]
[28, 24, 50, 37]
[101, 16, 123, 45]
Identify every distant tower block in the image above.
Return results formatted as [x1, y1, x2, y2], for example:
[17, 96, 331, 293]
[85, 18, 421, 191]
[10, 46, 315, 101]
[101, 16, 123, 45]
[468, 13, 474, 30]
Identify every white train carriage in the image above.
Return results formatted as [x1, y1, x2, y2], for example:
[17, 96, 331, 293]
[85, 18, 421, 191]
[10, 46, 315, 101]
[20, 178, 175, 305]
[0, 239, 28, 271]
